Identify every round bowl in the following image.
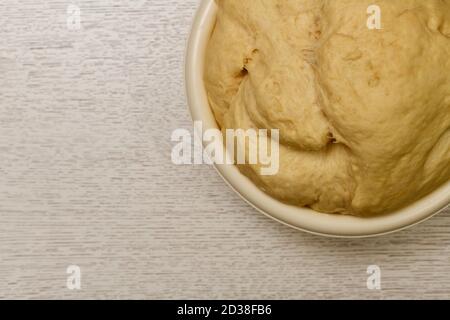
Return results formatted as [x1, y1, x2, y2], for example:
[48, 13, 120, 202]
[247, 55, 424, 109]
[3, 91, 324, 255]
[185, 0, 450, 238]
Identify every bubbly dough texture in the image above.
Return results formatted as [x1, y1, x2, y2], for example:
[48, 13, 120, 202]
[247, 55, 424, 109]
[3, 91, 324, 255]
[205, 0, 450, 216]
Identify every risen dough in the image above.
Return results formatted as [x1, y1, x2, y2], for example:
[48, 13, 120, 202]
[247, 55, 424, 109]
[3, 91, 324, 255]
[205, 0, 450, 216]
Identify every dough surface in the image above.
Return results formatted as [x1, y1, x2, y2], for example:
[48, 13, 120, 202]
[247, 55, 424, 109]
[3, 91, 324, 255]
[204, 0, 450, 216]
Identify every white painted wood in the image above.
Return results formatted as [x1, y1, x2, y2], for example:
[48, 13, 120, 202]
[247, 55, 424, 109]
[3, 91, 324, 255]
[0, 0, 448, 299]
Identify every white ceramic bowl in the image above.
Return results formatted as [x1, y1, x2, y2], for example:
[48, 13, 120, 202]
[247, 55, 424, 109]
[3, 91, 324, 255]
[185, 0, 450, 238]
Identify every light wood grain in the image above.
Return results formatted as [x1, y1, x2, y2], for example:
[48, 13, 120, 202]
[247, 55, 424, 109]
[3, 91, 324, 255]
[0, 0, 449, 300]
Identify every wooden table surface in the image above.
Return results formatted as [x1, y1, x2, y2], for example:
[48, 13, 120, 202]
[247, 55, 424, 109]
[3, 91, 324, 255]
[0, 0, 449, 300]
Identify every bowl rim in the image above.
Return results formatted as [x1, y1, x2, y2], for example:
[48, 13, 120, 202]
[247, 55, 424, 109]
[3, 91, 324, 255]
[184, 0, 450, 238]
